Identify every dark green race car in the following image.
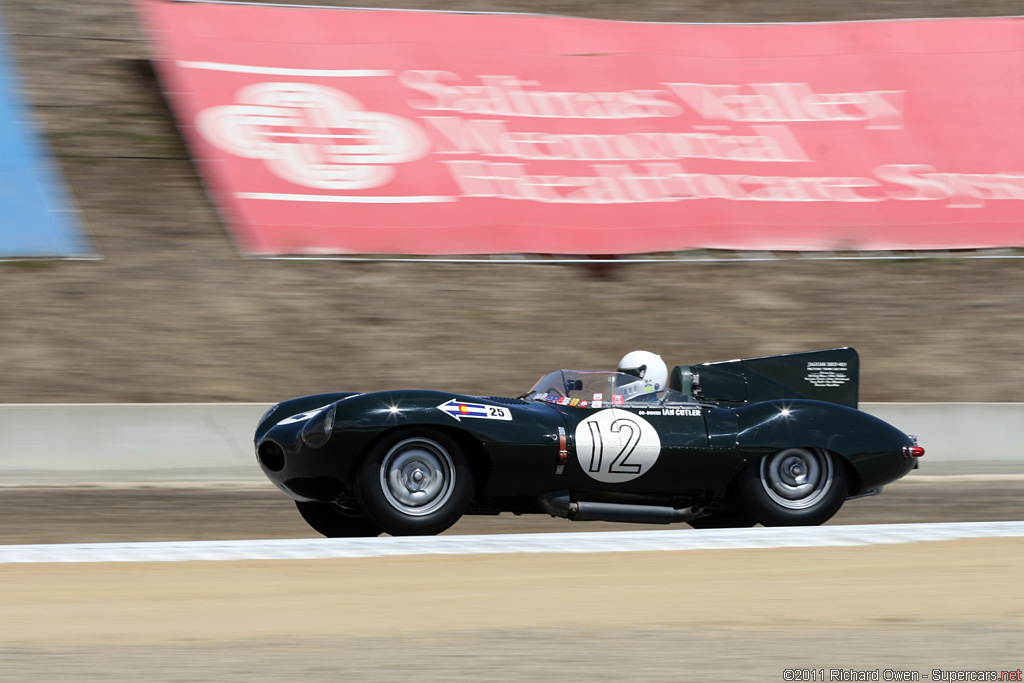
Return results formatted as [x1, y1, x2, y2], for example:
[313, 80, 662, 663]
[255, 348, 923, 537]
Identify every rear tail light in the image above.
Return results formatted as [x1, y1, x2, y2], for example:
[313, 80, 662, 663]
[903, 446, 925, 457]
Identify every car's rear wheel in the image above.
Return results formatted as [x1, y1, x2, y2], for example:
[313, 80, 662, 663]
[295, 500, 383, 538]
[736, 448, 847, 526]
[356, 428, 473, 536]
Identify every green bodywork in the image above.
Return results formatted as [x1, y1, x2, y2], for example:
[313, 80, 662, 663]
[256, 348, 916, 513]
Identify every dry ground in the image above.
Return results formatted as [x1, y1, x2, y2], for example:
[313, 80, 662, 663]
[1, 531, 1022, 681]
[0, 479, 1021, 681]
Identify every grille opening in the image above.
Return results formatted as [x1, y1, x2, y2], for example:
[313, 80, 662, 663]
[258, 441, 285, 472]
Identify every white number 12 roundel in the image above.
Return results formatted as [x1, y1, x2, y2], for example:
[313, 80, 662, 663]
[574, 409, 662, 483]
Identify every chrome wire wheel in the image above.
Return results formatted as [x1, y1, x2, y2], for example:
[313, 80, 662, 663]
[379, 437, 456, 516]
[357, 428, 473, 536]
[759, 448, 834, 510]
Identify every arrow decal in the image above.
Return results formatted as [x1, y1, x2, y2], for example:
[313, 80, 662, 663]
[437, 399, 513, 422]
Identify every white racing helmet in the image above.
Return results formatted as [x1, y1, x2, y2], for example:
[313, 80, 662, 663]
[617, 350, 668, 399]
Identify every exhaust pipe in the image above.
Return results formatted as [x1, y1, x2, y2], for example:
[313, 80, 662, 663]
[539, 491, 708, 525]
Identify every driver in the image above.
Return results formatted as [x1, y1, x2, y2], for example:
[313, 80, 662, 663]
[617, 350, 668, 401]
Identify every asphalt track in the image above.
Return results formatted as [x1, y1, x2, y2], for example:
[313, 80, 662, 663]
[1, 475, 1023, 681]
[2, 474, 1023, 545]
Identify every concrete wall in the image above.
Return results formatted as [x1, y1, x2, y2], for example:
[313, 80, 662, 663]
[0, 403, 1020, 484]
[0, 403, 272, 484]
[862, 403, 1024, 474]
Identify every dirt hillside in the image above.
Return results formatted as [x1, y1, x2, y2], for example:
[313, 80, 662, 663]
[2, 0, 1023, 404]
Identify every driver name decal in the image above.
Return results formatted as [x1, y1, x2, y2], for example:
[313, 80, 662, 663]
[637, 408, 702, 417]
[575, 409, 661, 483]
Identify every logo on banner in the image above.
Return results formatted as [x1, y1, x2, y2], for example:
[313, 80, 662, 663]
[196, 83, 429, 190]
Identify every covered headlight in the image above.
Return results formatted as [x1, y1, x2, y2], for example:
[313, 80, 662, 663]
[300, 403, 336, 449]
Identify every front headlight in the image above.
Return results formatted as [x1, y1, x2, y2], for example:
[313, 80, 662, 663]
[300, 403, 336, 449]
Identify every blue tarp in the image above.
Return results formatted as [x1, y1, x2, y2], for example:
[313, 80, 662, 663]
[0, 13, 91, 258]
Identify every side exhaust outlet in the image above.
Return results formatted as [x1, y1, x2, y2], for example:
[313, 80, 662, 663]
[539, 491, 708, 525]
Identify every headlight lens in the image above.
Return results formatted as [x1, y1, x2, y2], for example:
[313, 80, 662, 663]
[301, 403, 336, 449]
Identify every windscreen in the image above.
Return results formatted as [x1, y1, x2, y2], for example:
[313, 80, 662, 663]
[526, 370, 684, 404]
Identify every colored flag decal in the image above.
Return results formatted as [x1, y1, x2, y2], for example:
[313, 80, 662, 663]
[437, 399, 512, 422]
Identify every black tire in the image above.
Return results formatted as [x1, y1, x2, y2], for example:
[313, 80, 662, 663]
[735, 448, 847, 526]
[355, 428, 473, 536]
[687, 504, 757, 529]
[295, 500, 383, 538]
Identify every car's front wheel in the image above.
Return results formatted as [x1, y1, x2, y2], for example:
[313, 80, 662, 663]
[295, 500, 383, 538]
[736, 448, 847, 526]
[356, 428, 473, 536]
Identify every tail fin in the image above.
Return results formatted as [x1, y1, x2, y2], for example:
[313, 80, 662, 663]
[673, 348, 859, 408]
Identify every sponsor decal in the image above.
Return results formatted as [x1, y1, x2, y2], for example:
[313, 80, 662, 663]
[569, 398, 580, 407]
[574, 409, 661, 483]
[592, 400, 603, 408]
[612, 395, 625, 405]
[437, 399, 513, 422]
[804, 361, 851, 387]
[593, 393, 604, 401]
[558, 397, 571, 406]
[579, 400, 589, 408]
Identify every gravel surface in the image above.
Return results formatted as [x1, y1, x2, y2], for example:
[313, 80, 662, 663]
[2, 626, 1021, 683]
[2, 536, 1022, 682]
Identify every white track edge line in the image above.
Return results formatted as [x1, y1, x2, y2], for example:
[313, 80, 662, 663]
[2, 522, 1023, 564]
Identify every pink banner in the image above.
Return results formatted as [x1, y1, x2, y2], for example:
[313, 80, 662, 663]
[140, 1, 1024, 255]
